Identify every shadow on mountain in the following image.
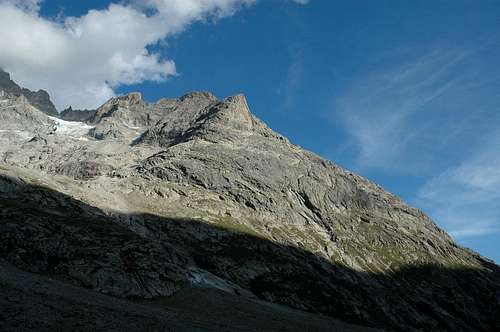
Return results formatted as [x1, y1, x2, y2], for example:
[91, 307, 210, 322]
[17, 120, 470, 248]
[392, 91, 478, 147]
[0, 174, 498, 332]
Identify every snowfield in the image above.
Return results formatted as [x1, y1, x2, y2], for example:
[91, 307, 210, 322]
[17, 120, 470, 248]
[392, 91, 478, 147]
[48, 116, 94, 138]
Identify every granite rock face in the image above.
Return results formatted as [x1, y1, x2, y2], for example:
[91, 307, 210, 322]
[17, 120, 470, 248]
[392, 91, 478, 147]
[0, 72, 499, 332]
[60, 107, 97, 122]
[0, 69, 58, 116]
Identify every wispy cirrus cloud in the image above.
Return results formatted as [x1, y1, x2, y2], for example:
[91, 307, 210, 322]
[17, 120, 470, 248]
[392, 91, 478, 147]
[335, 44, 500, 241]
[336, 49, 472, 174]
[416, 129, 500, 239]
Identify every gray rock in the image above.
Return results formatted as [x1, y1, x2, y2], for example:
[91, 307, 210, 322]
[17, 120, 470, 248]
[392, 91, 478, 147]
[59, 106, 97, 122]
[0, 91, 56, 138]
[0, 74, 498, 331]
[0, 68, 58, 116]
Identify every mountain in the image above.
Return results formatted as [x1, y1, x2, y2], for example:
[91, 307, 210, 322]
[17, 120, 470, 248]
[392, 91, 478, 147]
[59, 106, 97, 122]
[0, 68, 58, 116]
[0, 70, 498, 331]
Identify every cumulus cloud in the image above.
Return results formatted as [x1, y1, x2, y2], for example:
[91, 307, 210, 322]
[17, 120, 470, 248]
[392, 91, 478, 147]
[2, 0, 41, 12]
[0, 0, 305, 110]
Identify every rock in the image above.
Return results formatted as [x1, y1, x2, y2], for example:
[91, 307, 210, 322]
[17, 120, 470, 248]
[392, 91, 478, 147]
[0, 91, 55, 136]
[59, 107, 97, 122]
[0, 68, 58, 116]
[0, 73, 498, 332]
[137, 93, 284, 147]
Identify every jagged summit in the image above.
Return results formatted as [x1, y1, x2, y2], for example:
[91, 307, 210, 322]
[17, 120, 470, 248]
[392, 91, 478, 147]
[90, 92, 145, 121]
[135, 92, 282, 148]
[0, 69, 498, 332]
[0, 68, 58, 116]
[59, 106, 97, 122]
[106, 91, 144, 106]
[179, 91, 218, 102]
[0, 69, 18, 92]
[79, 90, 274, 145]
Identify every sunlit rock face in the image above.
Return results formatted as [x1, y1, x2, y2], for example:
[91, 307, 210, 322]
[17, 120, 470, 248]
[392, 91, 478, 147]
[0, 69, 498, 332]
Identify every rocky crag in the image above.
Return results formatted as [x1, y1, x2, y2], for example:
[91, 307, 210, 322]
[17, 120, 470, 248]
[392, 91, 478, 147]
[0, 70, 498, 331]
[0, 69, 58, 116]
[59, 106, 97, 122]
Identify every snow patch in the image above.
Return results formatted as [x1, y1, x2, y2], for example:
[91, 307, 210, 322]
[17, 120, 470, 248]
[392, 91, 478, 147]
[48, 116, 94, 139]
[188, 269, 239, 293]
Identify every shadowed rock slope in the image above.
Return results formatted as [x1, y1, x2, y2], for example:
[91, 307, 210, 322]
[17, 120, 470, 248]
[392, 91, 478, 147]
[0, 69, 58, 116]
[59, 106, 97, 122]
[0, 72, 498, 331]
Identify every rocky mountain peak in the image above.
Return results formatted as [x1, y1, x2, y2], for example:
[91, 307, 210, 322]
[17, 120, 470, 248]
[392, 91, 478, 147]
[59, 106, 97, 122]
[0, 68, 13, 84]
[0, 68, 58, 116]
[0, 68, 22, 95]
[179, 91, 218, 103]
[215, 94, 254, 130]
[222, 93, 251, 116]
[0, 72, 498, 332]
[135, 92, 277, 147]
[88, 92, 146, 124]
[119, 92, 143, 105]
[96, 92, 144, 113]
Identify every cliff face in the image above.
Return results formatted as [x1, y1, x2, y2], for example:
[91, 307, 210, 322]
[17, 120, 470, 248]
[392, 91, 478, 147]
[0, 69, 58, 116]
[59, 107, 97, 122]
[0, 71, 498, 331]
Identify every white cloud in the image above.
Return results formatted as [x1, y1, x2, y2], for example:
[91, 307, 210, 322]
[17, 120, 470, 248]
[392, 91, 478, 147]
[416, 129, 500, 239]
[0, 0, 305, 110]
[449, 223, 498, 239]
[336, 50, 468, 174]
[0, 1, 173, 109]
[336, 46, 500, 242]
[2, 0, 41, 12]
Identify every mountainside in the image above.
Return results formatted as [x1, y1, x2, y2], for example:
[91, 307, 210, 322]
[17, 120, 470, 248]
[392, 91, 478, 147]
[59, 106, 97, 122]
[0, 69, 58, 116]
[0, 71, 498, 331]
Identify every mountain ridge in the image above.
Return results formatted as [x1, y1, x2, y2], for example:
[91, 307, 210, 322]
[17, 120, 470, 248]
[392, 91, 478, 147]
[0, 70, 498, 331]
[0, 68, 58, 117]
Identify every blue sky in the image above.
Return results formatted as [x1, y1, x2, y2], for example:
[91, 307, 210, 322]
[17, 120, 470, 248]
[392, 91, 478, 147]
[1, 0, 499, 262]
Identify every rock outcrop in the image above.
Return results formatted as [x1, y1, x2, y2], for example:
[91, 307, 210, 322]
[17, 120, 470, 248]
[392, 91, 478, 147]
[60, 106, 97, 122]
[0, 90, 56, 141]
[0, 68, 58, 116]
[0, 73, 498, 332]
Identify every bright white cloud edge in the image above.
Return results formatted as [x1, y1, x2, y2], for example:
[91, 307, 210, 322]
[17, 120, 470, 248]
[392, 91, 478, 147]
[0, 0, 308, 110]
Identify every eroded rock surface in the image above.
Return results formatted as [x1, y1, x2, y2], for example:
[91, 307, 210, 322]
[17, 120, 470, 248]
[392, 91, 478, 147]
[0, 69, 58, 116]
[60, 107, 97, 122]
[0, 71, 498, 332]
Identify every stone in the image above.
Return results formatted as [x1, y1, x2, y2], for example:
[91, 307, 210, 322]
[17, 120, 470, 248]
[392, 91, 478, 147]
[0, 68, 58, 116]
[0, 71, 498, 332]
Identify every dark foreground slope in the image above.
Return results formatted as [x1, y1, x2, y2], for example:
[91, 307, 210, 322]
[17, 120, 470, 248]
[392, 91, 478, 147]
[0, 172, 498, 331]
[0, 71, 499, 331]
[0, 174, 376, 332]
[1, 264, 374, 332]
